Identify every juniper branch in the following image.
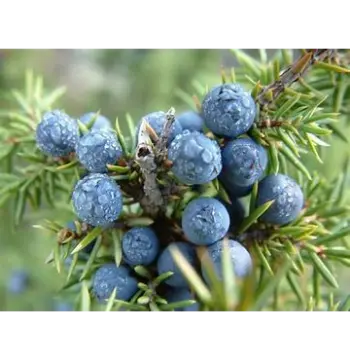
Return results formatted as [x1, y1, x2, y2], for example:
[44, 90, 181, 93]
[4, 56, 350, 312]
[155, 107, 175, 162]
[134, 108, 177, 216]
[256, 49, 335, 107]
[135, 119, 164, 216]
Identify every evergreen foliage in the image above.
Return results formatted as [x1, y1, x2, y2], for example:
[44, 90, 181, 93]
[1, 49, 350, 311]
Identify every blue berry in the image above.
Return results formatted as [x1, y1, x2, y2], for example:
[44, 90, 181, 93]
[72, 173, 123, 227]
[219, 172, 253, 198]
[222, 138, 267, 186]
[168, 130, 222, 185]
[122, 227, 160, 266]
[80, 112, 112, 131]
[36, 110, 79, 157]
[256, 174, 304, 225]
[92, 264, 138, 302]
[201, 239, 252, 282]
[217, 197, 245, 231]
[7, 269, 29, 294]
[136, 111, 182, 145]
[76, 129, 123, 173]
[166, 288, 199, 311]
[177, 111, 204, 132]
[182, 197, 230, 246]
[202, 83, 256, 138]
[157, 242, 197, 288]
[54, 301, 74, 311]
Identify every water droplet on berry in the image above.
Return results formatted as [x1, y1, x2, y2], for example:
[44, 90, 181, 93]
[242, 96, 251, 108]
[201, 149, 213, 163]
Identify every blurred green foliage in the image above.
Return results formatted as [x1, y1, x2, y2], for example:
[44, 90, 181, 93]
[1, 49, 350, 310]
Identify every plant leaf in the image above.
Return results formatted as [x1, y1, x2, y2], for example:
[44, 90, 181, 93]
[77, 119, 89, 135]
[105, 288, 117, 311]
[134, 265, 152, 279]
[315, 62, 350, 73]
[338, 296, 350, 311]
[14, 188, 27, 226]
[279, 145, 312, 180]
[124, 217, 154, 227]
[107, 164, 130, 174]
[253, 243, 274, 276]
[115, 118, 129, 156]
[43, 86, 66, 106]
[170, 245, 212, 304]
[268, 143, 279, 174]
[323, 247, 350, 259]
[112, 229, 123, 267]
[238, 200, 274, 234]
[274, 94, 301, 119]
[159, 300, 197, 311]
[53, 242, 62, 274]
[308, 251, 338, 288]
[254, 256, 292, 310]
[315, 226, 350, 245]
[79, 237, 102, 281]
[80, 281, 91, 311]
[153, 271, 174, 287]
[56, 160, 78, 171]
[71, 226, 103, 254]
[286, 272, 306, 307]
[222, 239, 237, 309]
[66, 250, 79, 283]
[113, 300, 146, 311]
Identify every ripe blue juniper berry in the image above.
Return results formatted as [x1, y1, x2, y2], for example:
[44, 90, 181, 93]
[136, 111, 183, 145]
[72, 173, 123, 227]
[166, 288, 199, 311]
[122, 227, 160, 266]
[222, 138, 268, 187]
[168, 130, 222, 185]
[36, 110, 79, 157]
[217, 196, 246, 232]
[92, 264, 138, 302]
[201, 239, 252, 283]
[177, 111, 204, 132]
[7, 269, 29, 294]
[157, 242, 197, 288]
[201, 83, 256, 138]
[76, 129, 123, 173]
[256, 174, 304, 225]
[79, 112, 112, 131]
[182, 197, 230, 246]
[219, 171, 254, 198]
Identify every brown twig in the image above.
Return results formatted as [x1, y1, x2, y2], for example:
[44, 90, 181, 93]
[155, 107, 175, 162]
[135, 138, 164, 216]
[256, 49, 335, 108]
[134, 108, 176, 216]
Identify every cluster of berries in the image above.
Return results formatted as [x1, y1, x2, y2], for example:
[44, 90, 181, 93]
[35, 83, 304, 311]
